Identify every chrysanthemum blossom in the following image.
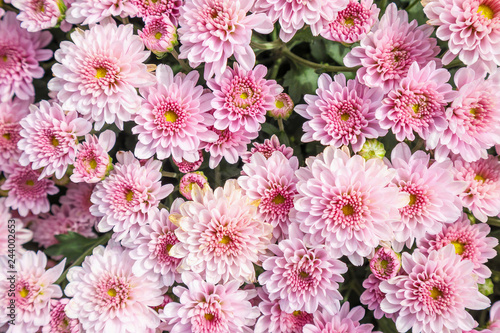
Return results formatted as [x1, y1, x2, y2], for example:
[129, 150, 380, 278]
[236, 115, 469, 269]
[42, 298, 83, 333]
[370, 246, 401, 280]
[130, 0, 182, 22]
[376, 61, 454, 142]
[0, 12, 52, 102]
[268, 92, 294, 120]
[70, 130, 115, 183]
[239, 151, 299, 241]
[66, 0, 137, 25]
[303, 302, 376, 333]
[208, 63, 283, 132]
[0, 251, 65, 332]
[241, 134, 294, 164]
[388, 143, 465, 249]
[161, 271, 260, 332]
[380, 245, 491, 333]
[0, 197, 32, 256]
[18, 101, 92, 180]
[259, 225, 347, 314]
[320, 0, 379, 44]
[59, 182, 98, 225]
[418, 213, 498, 284]
[360, 274, 396, 320]
[294, 146, 408, 265]
[253, 0, 349, 42]
[433, 67, 500, 162]
[174, 150, 204, 173]
[48, 20, 154, 130]
[65, 243, 164, 333]
[424, 0, 500, 71]
[12, 0, 65, 32]
[169, 180, 272, 284]
[90, 151, 174, 242]
[295, 73, 386, 152]
[133, 64, 217, 162]
[1, 164, 59, 217]
[254, 286, 314, 333]
[453, 155, 500, 222]
[129, 203, 183, 287]
[344, 3, 440, 92]
[358, 139, 386, 160]
[179, 172, 209, 200]
[178, 0, 273, 80]
[0, 97, 31, 173]
[138, 16, 178, 57]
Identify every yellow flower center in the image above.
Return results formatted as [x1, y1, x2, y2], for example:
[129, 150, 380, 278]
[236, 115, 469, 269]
[344, 17, 355, 26]
[469, 108, 478, 116]
[408, 194, 417, 206]
[220, 235, 231, 244]
[164, 110, 178, 123]
[275, 100, 284, 109]
[154, 32, 162, 39]
[380, 259, 389, 269]
[292, 311, 302, 317]
[95, 67, 107, 79]
[107, 288, 117, 297]
[165, 244, 173, 254]
[89, 159, 97, 170]
[26, 180, 34, 186]
[19, 287, 29, 298]
[125, 190, 134, 202]
[342, 204, 354, 216]
[412, 104, 420, 113]
[475, 174, 486, 182]
[51, 136, 59, 147]
[240, 92, 248, 100]
[478, 4, 495, 19]
[299, 271, 309, 279]
[430, 287, 442, 299]
[204, 313, 214, 321]
[272, 194, 286, 204]
[340, 113, 350, 121]
[2, 133, 10, 140]
[451, 240, 465, 255]
[2, 55, 7, 62]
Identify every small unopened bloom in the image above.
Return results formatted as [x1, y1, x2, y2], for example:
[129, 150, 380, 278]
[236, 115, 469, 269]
[370, 246, 401, 280]
[179, 172, 209, 200]
[268, 93, 294, 120]
[358, 139, 386, 160]
[139, 16, 178, 58]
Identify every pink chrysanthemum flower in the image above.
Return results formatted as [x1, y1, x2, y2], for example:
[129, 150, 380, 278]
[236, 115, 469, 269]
[131, 0, 182, 22]
[241, 134, 294, 164]
[417, 213, 498, 284]
[254, 286, 314, 333]
[388, 143, 465, 249]
[433, 67, 500, 162]
[12, 0, 65, 32]
[18, 101, 92, 180]
[344, 3, 440, 92]
[295, 73, 386, 152]
[42, 299, 83, 333]
[490, 301, 500, 331]
[320, 0, 379, 44]
[178, 0, 273, 80]
[161, 271, 260, 332]
[259, 226, 347, 314]
[294, 146, 408, 265]
[65, 243, 164, 333]
[48, 20, 154, 130]
[1, 164, 59, 216]
[370, 246, 401, 280]
[360, 274, 396, 320]
[239, 151, 299, 241]
[303, 302, 376, 333]
[179, 172, 209, 200]
[139, 16, 178, 57]
[0, 197, 33, 256]
[253, 0, 349, 42]
[0, 98, 31, 173]
[0, 12, 52, 102]
[453, 155, 500, 222]
[169, 180, 272, 284]
[129, 204, 183, 287]
[201, 125, 258, 168]
[90, 151, 174, 242]
[133, 64, 216, 162]
[268, 92, 294, 120]
[59, 182, 97, 225]
[376, 61, 454, 142]
[424, 0, 500, 71]
[70, 130, 115, 183]
[0, 252, 65, 332]
[66, 0, 137, 25]
[174, 150, 204, 173]
[380, 245, 491, 333]
[208, 63, 283, 132]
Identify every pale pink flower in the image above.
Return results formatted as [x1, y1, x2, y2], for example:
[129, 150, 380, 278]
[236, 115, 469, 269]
[294, 146, 408, 265]
[344, 3, 440, 92]
[254, 286, 314, 333]
[0, 12, 52, 102]
[241, 134, 294, 164]
[173, 150, 204, 173]
[259, 225, 347, 314]
[59, 182, 97, 225]
[90, 151, 174, 242]
[133, 64, 217, 162]
[48, 20, 154, 130]
[370, 246, 401, 280]
[18, 101, 91, 180]
[417, 213, 498, 284]
[239, 151, 299, 241]
[161, 271, 260, 332]
[376, 61, 454, 142]
[268, 92, 294, 120]
[42, 299, 83, 333]
[139, 16, 178, 57]
[0, 252, 65, 332]
[129, 203, 184, 287]
[295, 73, 386, 152]
[169, 180, 273, 284]
[303, 302, 376, 333]
[360, 274, 396, 320]
[179, 172, 209, 200]
[380, 245, 491, 333]
[12, 0, 65, 32]
[65, 243, 164, 333]
[489, 301, 500, 331]
[178, 0, 273, 79]
[453, 155, 500, 222]
[321, 0, 379, 44]
[66, 0, 137, 25]
[0, 197, 33, 256]
[1, 164, 59, 217]
[433, 67, 500, 162]
[130, 0, 182, 22]
[0, 98, 31, 173]
[208, 63, 283, 132]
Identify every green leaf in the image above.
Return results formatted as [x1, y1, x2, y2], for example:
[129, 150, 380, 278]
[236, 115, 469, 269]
[283, 67, 319, 103]
[260, 122, 280, 136]
[324, 41, 351, 66]
[45, 232, 105, 262]
[377, 317, 399, 333]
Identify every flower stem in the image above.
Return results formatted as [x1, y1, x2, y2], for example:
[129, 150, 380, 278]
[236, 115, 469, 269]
[250, 40, 283, 50]
[444, 58, 464, 69]
[162, 171, 178, 178]
[278, 118, 285, 132]
[215, 164, 221, 187]
[281, 46, 359, 73]
[171, 49, 192, 72]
